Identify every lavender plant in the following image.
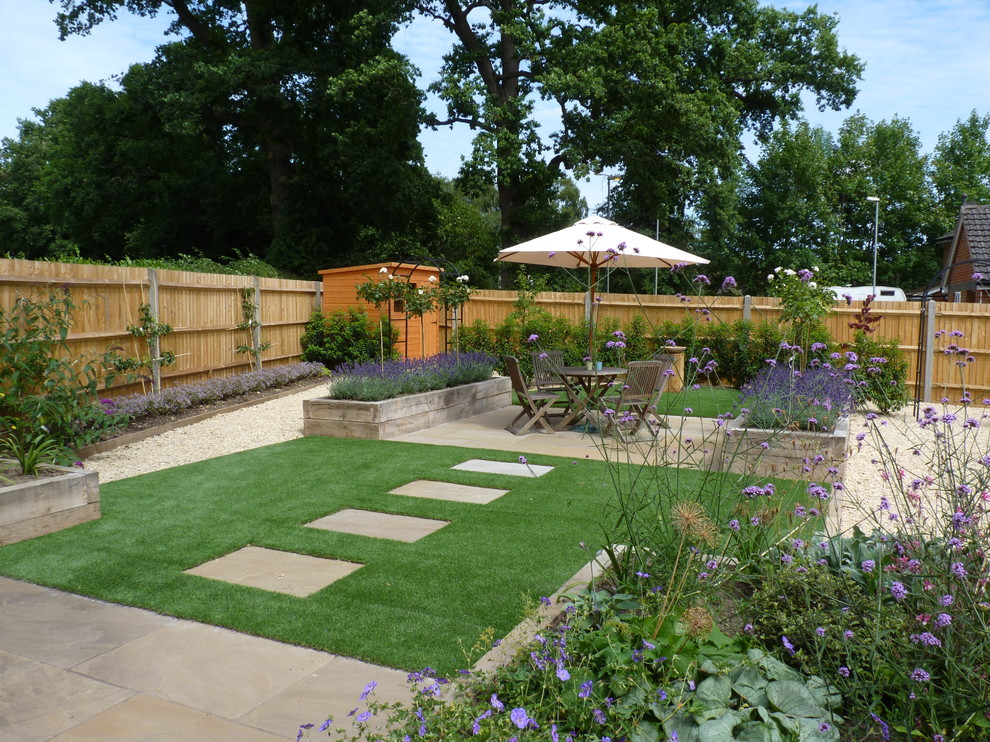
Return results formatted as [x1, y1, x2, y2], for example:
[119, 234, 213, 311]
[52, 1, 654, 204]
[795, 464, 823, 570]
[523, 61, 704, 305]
[742, 328, 990, 740]
[111, 362, 325, 419]
[328, 353, 496, 402]
[739, 356, 854, 433]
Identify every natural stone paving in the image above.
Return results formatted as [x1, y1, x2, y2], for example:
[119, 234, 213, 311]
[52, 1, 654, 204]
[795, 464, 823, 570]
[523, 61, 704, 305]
[0, 585, 173, 668]
[452, 458, 555, 477]
[0, 650, 134, 741]
[0, 576, 414, 741]
[390, 479, 509, 504]
[71, 621, 334, 720]
[50, 694, 286, 742]
[239, 655, 411, 738]
[306, 508, 449, 542]
[183, 545, 363, 597]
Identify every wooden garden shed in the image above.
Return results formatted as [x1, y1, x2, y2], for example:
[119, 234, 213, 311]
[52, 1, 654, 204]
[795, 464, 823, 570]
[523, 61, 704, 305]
[318, 261, 446, 359]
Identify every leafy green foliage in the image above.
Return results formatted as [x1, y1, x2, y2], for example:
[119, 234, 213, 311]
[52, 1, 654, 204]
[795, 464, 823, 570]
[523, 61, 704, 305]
[300, 308, 397, 370]
[846, 334, 909, 413]
[0, 429, 66, 476]
[7, 1, 435, 274]
[234, 287, 271, 363]
[737, 115, 941, 290]
[422, 0, 861, 247]
[0, 288, 127, 450]
[930, 111, 990, 235]
[344, 595, 840, 742]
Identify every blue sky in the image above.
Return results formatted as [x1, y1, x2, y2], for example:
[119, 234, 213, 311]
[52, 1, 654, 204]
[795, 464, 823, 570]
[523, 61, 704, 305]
[2, 1, 988, 212]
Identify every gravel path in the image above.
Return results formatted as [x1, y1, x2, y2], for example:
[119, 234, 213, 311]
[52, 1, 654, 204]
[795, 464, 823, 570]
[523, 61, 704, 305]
[85, 387, 322, 483]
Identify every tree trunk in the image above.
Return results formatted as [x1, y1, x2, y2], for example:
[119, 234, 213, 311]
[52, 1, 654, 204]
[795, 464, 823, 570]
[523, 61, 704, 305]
[244, 0, 292, 241]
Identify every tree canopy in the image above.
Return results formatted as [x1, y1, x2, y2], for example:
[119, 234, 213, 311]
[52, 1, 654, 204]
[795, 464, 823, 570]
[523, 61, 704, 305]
[735, 114, 941, 290]
[0, 2, 986, 291]
[421, 0, 863, 248]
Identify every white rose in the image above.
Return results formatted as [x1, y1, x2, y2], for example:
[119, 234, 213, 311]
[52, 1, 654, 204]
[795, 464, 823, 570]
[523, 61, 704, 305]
[809, 281, 817, 288]
[775, 267, 782, 273]
[379, 267, 388, 274]
[784, 269, 795, 276]
[812, 266, 819, 272]
[767, 274, 774, 282]
[429, 275, 437, 282]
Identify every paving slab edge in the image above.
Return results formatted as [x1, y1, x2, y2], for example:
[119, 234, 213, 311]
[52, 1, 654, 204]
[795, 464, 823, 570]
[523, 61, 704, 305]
[76, 378, 328, 459]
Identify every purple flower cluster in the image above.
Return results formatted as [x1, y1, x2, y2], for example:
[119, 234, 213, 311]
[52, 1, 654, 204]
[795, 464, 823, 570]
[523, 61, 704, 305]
[739, 363, 853, 432]
[330, 353, 496, 401]
[111, 362, 325, 419]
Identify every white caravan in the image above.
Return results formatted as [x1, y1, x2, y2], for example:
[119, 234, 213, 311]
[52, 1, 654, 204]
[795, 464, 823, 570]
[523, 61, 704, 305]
[827, 286, 906, 302]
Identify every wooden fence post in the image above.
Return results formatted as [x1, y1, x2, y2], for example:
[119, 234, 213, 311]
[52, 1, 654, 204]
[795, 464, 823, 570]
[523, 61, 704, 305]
[148, 268, 161, 393]
[743, 295, 752, 323]
[923, 299, 936, 403]
[252, 276, 263, 371]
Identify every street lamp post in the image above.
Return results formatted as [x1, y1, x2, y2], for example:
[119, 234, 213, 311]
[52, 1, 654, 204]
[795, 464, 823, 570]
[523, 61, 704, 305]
[867, 196, 880, 296]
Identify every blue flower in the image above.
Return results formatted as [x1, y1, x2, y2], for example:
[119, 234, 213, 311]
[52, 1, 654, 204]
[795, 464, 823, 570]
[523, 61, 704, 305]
[870, 712, 890, 740]
[579, 680, 593, 698]
[359, 680, 377, 700]
[510, 708, 532, 729]
[781, 635, 796, 655]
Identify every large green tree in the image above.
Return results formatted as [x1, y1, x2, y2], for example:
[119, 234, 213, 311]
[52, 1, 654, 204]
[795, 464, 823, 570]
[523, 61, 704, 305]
[736, 114, 938, 290]
[419, 0, 862, 248]
[46, 0, 436, 274]
[0, 74, 268, 262]
[930, 110, 990, 233]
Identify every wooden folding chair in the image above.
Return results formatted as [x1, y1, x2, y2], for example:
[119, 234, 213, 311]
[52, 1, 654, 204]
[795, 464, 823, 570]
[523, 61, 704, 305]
[601, 358, 674, 440]
[530, 350, 567, 394]
[503, 356, 558, 435]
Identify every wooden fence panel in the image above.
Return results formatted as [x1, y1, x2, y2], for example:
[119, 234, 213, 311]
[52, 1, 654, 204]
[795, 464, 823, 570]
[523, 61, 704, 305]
[462, 289, 990, 401]
[1, 258, 320, 397]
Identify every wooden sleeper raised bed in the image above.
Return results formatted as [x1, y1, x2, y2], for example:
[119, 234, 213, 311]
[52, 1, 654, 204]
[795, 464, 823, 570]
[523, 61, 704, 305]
[1, 465, 100, 546]
[303, 376, 511, 440]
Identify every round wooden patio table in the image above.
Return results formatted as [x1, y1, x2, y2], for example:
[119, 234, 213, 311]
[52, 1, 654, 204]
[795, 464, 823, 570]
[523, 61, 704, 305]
[553, 366, 626, 430]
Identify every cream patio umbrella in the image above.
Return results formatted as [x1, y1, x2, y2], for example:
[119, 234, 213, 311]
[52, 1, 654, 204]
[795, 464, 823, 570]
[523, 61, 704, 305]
[496, 216, 709, 354]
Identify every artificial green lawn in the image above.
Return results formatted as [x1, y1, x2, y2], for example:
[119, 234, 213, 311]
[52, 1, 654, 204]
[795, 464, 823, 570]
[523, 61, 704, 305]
[516, 385, 742, 420]
[0, 436, 796, 674]
[656, 386, 742, 419]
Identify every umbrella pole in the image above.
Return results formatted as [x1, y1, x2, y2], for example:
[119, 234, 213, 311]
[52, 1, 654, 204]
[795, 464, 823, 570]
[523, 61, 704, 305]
[588, 264, 597, 358]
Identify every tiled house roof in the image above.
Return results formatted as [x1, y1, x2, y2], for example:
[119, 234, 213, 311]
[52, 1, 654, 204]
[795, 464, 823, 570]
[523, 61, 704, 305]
[960, 204, 990, 274]
[937, 203, 990, 298]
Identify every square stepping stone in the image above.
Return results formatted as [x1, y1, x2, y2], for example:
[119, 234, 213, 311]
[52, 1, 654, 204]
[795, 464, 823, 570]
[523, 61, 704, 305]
[390, 480, 509, 504]
[452, 458, 554, 478]
[306, 509, 448, 542]
[184, 546, 361, 597]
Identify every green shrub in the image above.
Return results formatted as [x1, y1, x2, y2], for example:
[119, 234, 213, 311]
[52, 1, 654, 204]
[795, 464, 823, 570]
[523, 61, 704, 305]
[845, 333, 910, 413]
[697, 320, 752, 387]
[0, 288, 126, 451]
[300, 308, 397, 370]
